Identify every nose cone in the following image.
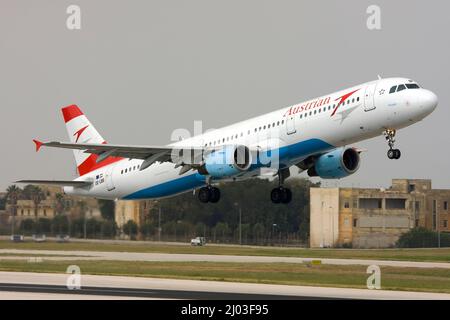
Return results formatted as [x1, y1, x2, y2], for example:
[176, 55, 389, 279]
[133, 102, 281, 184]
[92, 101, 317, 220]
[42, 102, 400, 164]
[419, 89, 438, 113]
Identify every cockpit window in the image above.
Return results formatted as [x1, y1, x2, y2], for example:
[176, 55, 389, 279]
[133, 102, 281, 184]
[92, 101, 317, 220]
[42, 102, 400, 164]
[397, 84, 406, 92]
[406, 83, 420, 89]
[389, 86, 397, 93]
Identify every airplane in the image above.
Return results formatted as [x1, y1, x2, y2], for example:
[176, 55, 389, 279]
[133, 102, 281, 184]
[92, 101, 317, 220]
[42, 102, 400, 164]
[17, 77, 438, 204]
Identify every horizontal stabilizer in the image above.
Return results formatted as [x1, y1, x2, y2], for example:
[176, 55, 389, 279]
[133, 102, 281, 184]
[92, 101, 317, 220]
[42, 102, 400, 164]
[15, 180, 92, 188]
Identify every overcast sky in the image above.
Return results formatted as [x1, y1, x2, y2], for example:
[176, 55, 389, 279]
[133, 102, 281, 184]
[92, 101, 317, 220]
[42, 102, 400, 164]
[0, 0, 449, 191]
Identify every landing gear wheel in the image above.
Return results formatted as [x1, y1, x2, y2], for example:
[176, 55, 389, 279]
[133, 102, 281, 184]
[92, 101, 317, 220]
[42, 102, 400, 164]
[281, 188, 292, 204]
[387, 148, 401, 160]
[271, 187, 292, 204]
[384, 129, 401, 160]
[387, 149, 395, 159]
[209, 187, 221, 203]
[271, 188, 282, 204]
[198, 187, 211, 203]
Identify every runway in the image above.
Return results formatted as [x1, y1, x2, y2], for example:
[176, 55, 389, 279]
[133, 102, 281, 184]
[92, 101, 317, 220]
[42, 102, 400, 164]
[1, 249, 450, 269]
[1, 271, 449, 300]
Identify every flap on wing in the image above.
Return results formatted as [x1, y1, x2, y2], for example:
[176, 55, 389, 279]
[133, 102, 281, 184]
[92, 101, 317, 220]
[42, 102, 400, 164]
[15, 180, 92, 188]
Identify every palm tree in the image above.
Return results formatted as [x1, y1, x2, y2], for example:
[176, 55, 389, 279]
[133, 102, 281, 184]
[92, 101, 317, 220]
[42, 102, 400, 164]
[6, 185, 22, 235]
[23, 185, 45, 222]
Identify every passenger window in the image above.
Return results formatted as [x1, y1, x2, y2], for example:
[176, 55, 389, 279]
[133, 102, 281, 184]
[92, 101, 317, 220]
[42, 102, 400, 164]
[300, 114, 303, 118]
[389, 86, 397, 93]
[277, 121, 280, 126]
[357, 97, 359, 102]
[281, 120, 284, 124]
[397, 84, 406, 92]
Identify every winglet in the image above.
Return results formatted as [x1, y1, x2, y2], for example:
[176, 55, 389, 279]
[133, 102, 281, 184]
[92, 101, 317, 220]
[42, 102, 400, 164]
[33, 139, 43, 152]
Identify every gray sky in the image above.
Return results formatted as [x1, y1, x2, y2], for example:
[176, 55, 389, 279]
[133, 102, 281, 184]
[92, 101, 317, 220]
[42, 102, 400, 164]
[0, 0, 449, 190]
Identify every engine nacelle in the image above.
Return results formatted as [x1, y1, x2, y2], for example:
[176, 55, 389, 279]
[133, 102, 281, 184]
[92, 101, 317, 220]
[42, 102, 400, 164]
[202, 145, 252, 178]
[307, 147, 360, 179]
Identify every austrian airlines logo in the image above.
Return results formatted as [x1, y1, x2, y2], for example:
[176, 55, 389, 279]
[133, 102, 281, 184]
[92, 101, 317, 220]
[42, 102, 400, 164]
[330, 89, 360, 117]
[73, 125, 89, 143]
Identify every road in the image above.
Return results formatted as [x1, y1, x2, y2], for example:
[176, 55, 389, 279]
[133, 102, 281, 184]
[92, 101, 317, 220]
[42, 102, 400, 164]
[1, 249, 450, 269]
[1, 271, 449, 300]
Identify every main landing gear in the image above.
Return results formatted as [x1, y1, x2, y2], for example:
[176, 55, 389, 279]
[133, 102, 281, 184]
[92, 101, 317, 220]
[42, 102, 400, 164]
[271, 169, 292, 204]
[198, 177, 221, 204]
[384, 129, 401, 160]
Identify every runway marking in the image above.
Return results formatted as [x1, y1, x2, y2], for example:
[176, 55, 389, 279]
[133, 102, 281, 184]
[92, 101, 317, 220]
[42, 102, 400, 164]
[0, 283, 332, 300]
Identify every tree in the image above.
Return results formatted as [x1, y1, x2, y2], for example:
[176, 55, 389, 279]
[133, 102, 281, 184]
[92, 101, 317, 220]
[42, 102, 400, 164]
[214, 222, 230, 243]
[123, 220, 138, 240]
[23, 185, 45, 221]
[139, 222, 155, 239]
[397, 227, 450, 248]
[52, 214, 69, 235]
[100, 220, 117, 238]
[19, 219, 35, 235]
[6, 185, 22, 234]
[36, 218, 51, 234]
[98, 199, 115, 220]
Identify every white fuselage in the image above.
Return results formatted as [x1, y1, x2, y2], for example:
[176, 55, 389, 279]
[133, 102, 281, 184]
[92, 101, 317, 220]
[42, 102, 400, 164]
[64, 77, 437, 200]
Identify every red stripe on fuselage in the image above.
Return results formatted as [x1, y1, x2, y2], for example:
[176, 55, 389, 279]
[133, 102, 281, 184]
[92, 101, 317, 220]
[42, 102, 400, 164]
[77, 154, 124, 176]
[62, 105, 84, 123]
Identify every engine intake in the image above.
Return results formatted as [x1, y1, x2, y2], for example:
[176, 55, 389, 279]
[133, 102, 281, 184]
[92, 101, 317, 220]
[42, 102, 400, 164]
[307, 147, 360, 179]
[202, 145, 252, 178]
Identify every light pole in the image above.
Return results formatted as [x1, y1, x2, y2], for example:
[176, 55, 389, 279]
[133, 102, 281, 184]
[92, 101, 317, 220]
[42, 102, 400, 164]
[437, 205, 441, 248]
[158, 205, 162, 242]
[272, 223, 277, 245]
[234, 202, 242, 245]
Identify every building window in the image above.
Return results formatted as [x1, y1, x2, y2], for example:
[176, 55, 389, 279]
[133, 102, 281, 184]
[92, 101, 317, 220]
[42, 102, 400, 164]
[353, 218, 358, 227]
[444, 201, 448, 210]
[43, 209, 47, 216]
[386, 198, 406, 210]
[344, 201, 350, 208]
[358, 198, 382, 209]
[432, 200, 437, 230]
[444, 220, 448, 229]
[415, 201, 420, 211]
[21, 209, 24, 216]
[415, 219, 419, 227]
[408, 184, 415, 192]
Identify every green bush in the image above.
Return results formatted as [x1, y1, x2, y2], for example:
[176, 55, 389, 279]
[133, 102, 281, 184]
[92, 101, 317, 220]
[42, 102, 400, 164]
[396, 227, 450, 248]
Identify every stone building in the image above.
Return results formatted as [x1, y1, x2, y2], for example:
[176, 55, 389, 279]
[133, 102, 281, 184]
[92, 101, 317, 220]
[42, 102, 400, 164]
[310, 179, 450, 248]
[114, 200, 156, 229]
[5, 185, 102, 226]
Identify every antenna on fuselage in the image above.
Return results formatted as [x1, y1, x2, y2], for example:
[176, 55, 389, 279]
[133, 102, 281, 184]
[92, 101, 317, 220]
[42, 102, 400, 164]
[377, 75, 382, 80]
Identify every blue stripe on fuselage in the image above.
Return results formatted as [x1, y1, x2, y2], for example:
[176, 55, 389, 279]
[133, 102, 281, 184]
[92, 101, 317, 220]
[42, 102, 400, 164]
[123, 138, 334, 200]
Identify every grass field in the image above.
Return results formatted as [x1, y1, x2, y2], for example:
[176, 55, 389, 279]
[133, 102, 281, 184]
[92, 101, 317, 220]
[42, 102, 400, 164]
[1, 259, 449, 293]
[1, 240, 450, 262]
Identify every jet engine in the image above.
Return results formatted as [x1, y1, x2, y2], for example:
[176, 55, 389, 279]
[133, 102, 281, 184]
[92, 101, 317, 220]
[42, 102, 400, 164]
[307, 147, 360, 179]
[201, 145, 252, 178]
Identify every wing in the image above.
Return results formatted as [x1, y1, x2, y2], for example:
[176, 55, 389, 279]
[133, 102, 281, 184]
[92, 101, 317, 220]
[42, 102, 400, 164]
[33, 139, 205, 171]
[15, 180, 92, 187]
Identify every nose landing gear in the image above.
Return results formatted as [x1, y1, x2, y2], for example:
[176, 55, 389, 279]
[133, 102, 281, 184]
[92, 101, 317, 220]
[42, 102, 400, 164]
[384, 129, 401, 160]
[270, 169, 292, 204]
